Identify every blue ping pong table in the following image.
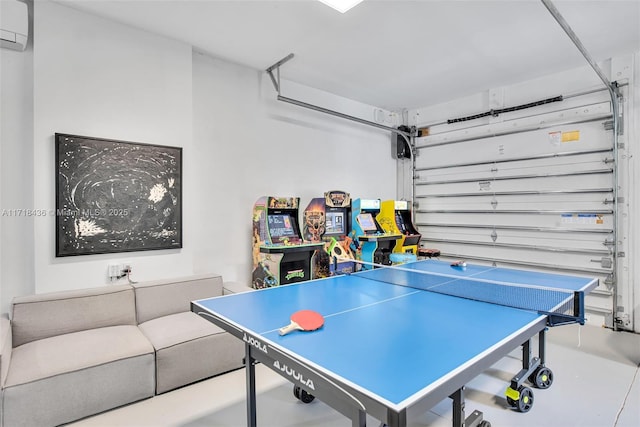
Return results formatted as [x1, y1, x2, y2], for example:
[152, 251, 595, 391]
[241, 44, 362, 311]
[192, 259, 597, 427]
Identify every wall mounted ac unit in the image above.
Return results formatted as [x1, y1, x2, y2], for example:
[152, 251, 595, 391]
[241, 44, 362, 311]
[1, 0, 28, 51]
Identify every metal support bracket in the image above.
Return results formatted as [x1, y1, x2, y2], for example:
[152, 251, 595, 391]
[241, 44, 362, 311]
[265, 53, 295, 94]
[263, 53, 413, 144]
[541, 1, 621, 98]
[509, 339, 540, 391]
[591, 257, 613, 269]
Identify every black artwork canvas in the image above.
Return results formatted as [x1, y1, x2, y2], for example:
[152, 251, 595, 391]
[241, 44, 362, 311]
[55, 133, 182, 256]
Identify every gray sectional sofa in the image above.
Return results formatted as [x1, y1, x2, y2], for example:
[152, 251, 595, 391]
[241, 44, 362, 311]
[0, 274, 247, 426]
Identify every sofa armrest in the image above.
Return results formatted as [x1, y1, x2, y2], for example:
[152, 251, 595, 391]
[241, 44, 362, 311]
[0, 314, 12, 389]
[223, 282, 253, 295]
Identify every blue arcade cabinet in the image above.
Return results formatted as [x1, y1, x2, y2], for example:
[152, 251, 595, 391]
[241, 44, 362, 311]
[350, 198, 402, 269]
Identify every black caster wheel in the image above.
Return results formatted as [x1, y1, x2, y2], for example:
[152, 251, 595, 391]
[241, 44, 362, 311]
[529, 366, 553, 389]
[515, 386, 534, 412]
[293, 385, 315, 403]
[479, 421, 492, 427]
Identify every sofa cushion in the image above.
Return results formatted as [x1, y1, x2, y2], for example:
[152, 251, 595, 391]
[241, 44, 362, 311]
[133, 274, 223, 323]
[138, 311, 221, 350]
[11, 284, 136, 347]
[5, 325, 154, 387]
[138, 312, 243, 393]
[2, 325, 155, 426]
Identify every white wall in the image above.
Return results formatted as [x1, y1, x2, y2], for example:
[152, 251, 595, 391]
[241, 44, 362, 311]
[191, 52, 395, 282]
[0, 0, 395, 307]
[1, 0, 35, 312]
[33, 0, 194, 294]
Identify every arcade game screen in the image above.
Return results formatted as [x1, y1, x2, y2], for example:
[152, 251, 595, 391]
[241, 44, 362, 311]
[357, 213, 378, 232]
[268, 214, 298, 239]
[395, 211, 408, 234]
[326, 211, 345, 235]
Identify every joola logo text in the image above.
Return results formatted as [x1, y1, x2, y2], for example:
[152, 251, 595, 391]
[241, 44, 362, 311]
[243, 333, 267, 354]
[273, 360, 315, 390]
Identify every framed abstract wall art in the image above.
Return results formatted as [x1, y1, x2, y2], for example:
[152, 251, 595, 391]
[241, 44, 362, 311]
[55, 133, 182, 256]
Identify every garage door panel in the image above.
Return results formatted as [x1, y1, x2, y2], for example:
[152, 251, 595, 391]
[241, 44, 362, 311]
[417, 151, 612, 183]
[417, 174, 612, 194]
[423, 228, 609, 252]
[415, 107, 612, 168]
[413, 97, 619, 328]
[416, 194, 612, 212]
[425, 241, 609, 272]
[415, 212, 613, 229]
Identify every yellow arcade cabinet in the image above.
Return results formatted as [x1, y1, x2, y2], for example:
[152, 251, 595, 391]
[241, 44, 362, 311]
[377, 199, 422, 255]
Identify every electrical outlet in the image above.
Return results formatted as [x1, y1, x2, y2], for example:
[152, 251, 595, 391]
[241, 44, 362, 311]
[122, 262, 132, 275]
[108, 264, 120, 279]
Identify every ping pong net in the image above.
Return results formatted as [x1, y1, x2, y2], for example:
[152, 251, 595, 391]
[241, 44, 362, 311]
[351, 261, 586, 326]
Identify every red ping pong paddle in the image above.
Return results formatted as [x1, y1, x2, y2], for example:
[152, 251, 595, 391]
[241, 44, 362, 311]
[278, 310, 324, 336]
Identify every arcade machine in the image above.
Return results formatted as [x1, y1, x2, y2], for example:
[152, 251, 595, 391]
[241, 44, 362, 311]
[350, 198, 401, 269]
[378, 199, 441, 261]
[378, 199, 422, 255]
[303, 190, 355, 278]
[252, 196, 324, 289]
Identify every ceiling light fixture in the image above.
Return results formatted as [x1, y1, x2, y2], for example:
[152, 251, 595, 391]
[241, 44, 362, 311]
[317, 0, 365, 13]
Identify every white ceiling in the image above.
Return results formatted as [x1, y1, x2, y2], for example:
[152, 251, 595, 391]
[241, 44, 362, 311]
[55, 0, 640, 111]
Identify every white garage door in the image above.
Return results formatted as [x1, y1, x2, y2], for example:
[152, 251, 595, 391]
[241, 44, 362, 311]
[412, 92, 626, 329]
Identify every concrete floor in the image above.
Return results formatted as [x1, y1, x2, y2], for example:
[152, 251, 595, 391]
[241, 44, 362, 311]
[71, 324, 639, 427]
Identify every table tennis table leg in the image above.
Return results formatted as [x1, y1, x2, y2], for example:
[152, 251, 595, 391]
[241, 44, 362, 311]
[506, 329, 554, 413]
[538, 329, 546, 365]
[450, 387, 488, 427]
[245, 343, 257, 427]
[516, 329, 550, 385]
[351, 409, 366, 427]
